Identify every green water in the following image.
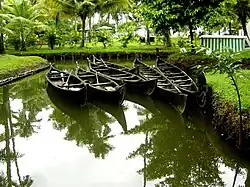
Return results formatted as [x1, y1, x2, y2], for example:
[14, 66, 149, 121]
[0, 64, 250, 187]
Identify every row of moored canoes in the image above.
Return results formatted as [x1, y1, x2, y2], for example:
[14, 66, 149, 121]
[45, 56, 201, 113]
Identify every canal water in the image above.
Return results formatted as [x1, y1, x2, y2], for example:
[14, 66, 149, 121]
[0, 63, 250, 187]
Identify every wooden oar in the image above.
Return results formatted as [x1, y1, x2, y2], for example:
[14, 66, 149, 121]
[100, 58, 108, 67]
[92, 55, 97, 64]
[95, 71, 99, 84]
[64, 70, 72, 87]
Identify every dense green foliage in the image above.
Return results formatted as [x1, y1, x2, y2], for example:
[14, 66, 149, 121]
[0, 0, 249, 53]
[138, 0, 223, 47]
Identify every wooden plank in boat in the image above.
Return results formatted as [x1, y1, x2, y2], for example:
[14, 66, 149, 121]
[174, 79, 191, 83]
[144, 75, 162, 78]
[179, 83, 193, 87]
[164, 72, 184, 76]
[78, 74, 96, 78]
[157, 83, 171, 86]
[111, 73, 128, 77]
[93, 68, 110, 71]
[168, 75, 188, 79]
[92, 82, 112, 86]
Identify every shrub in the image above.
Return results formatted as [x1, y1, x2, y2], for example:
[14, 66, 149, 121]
[118, 22, 136, 48]
[167, 52, 216, 67]
[95, 29, 113, 48]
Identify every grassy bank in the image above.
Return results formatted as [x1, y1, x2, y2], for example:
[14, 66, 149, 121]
[8, 42, 178, 56]
[0, 55, 47, 79]
[206, 70, 250, 110]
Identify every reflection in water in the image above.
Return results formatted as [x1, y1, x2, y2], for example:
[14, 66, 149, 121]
[0, 69, 250, 186]
[47, 85, 128, 158]
[1, 86, 34, 186]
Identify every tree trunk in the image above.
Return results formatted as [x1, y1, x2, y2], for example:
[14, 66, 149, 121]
[240, 16, 250, 40]
[229, 21, 232, 35]
[0, 0, 5, 54]
[0, 33, 4, 54]
[20, 32, 26, 51]
[146, 26, 150, 45]
[114, 14, 119, 33]
[80, 14, 87, 47]
[88, 17, 92, 43]
[75, 16, 78, 31]
[189, 23, 195, 52]
[163, 30, 171, 47]
[107, 14, 110, 24]
[231, 75, 243, 151]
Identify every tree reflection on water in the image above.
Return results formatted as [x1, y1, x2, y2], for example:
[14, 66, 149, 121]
[0, 72, 250, 186]
[126, 99, 250, 186]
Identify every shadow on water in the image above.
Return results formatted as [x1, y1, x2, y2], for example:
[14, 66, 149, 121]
[1, 66, 250, 186]
[47, 84, 128, 132]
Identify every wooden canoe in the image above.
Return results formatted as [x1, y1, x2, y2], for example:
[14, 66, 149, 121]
[133, 58, 187, 113]
[76, 67, 125, 104]
[156, 57, 198, 94]
[45, 65, 87, 105]
[88, 59, 157, 96]
[93, 55, 131, 72]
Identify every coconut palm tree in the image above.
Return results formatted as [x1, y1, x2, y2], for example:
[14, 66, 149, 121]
[4, 0, 47, 50]
[58, 0, 130, 47]
[59, 0, 97, 47]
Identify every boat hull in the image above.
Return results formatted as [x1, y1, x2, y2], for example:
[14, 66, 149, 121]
[86, 84, 125, 105]
[76, 67, 125, 105]
[45, 66, 87, 106]
[46, 80, 87, 105]
[114, 79, 156, 95]
[152, 86, 187, 113]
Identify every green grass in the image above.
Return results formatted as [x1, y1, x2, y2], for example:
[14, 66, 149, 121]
[0, 55, 47, 79]
[8, 41, 178, 55]
[206, 70, 250, 109]
[234, 49, 250, 60]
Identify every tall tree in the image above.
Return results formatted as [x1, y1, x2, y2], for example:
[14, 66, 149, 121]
[140, 0, 223, 50]
[59, 0, 96, 47]
[234, 0, 250, 39]
[202, 2, 240, 35]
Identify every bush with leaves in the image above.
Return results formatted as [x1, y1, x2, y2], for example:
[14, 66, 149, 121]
[118, 21, 137, 48]
[94, 29, 113, 48]
[45, 31, 57, 49]
[68, 30, 80, 47]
